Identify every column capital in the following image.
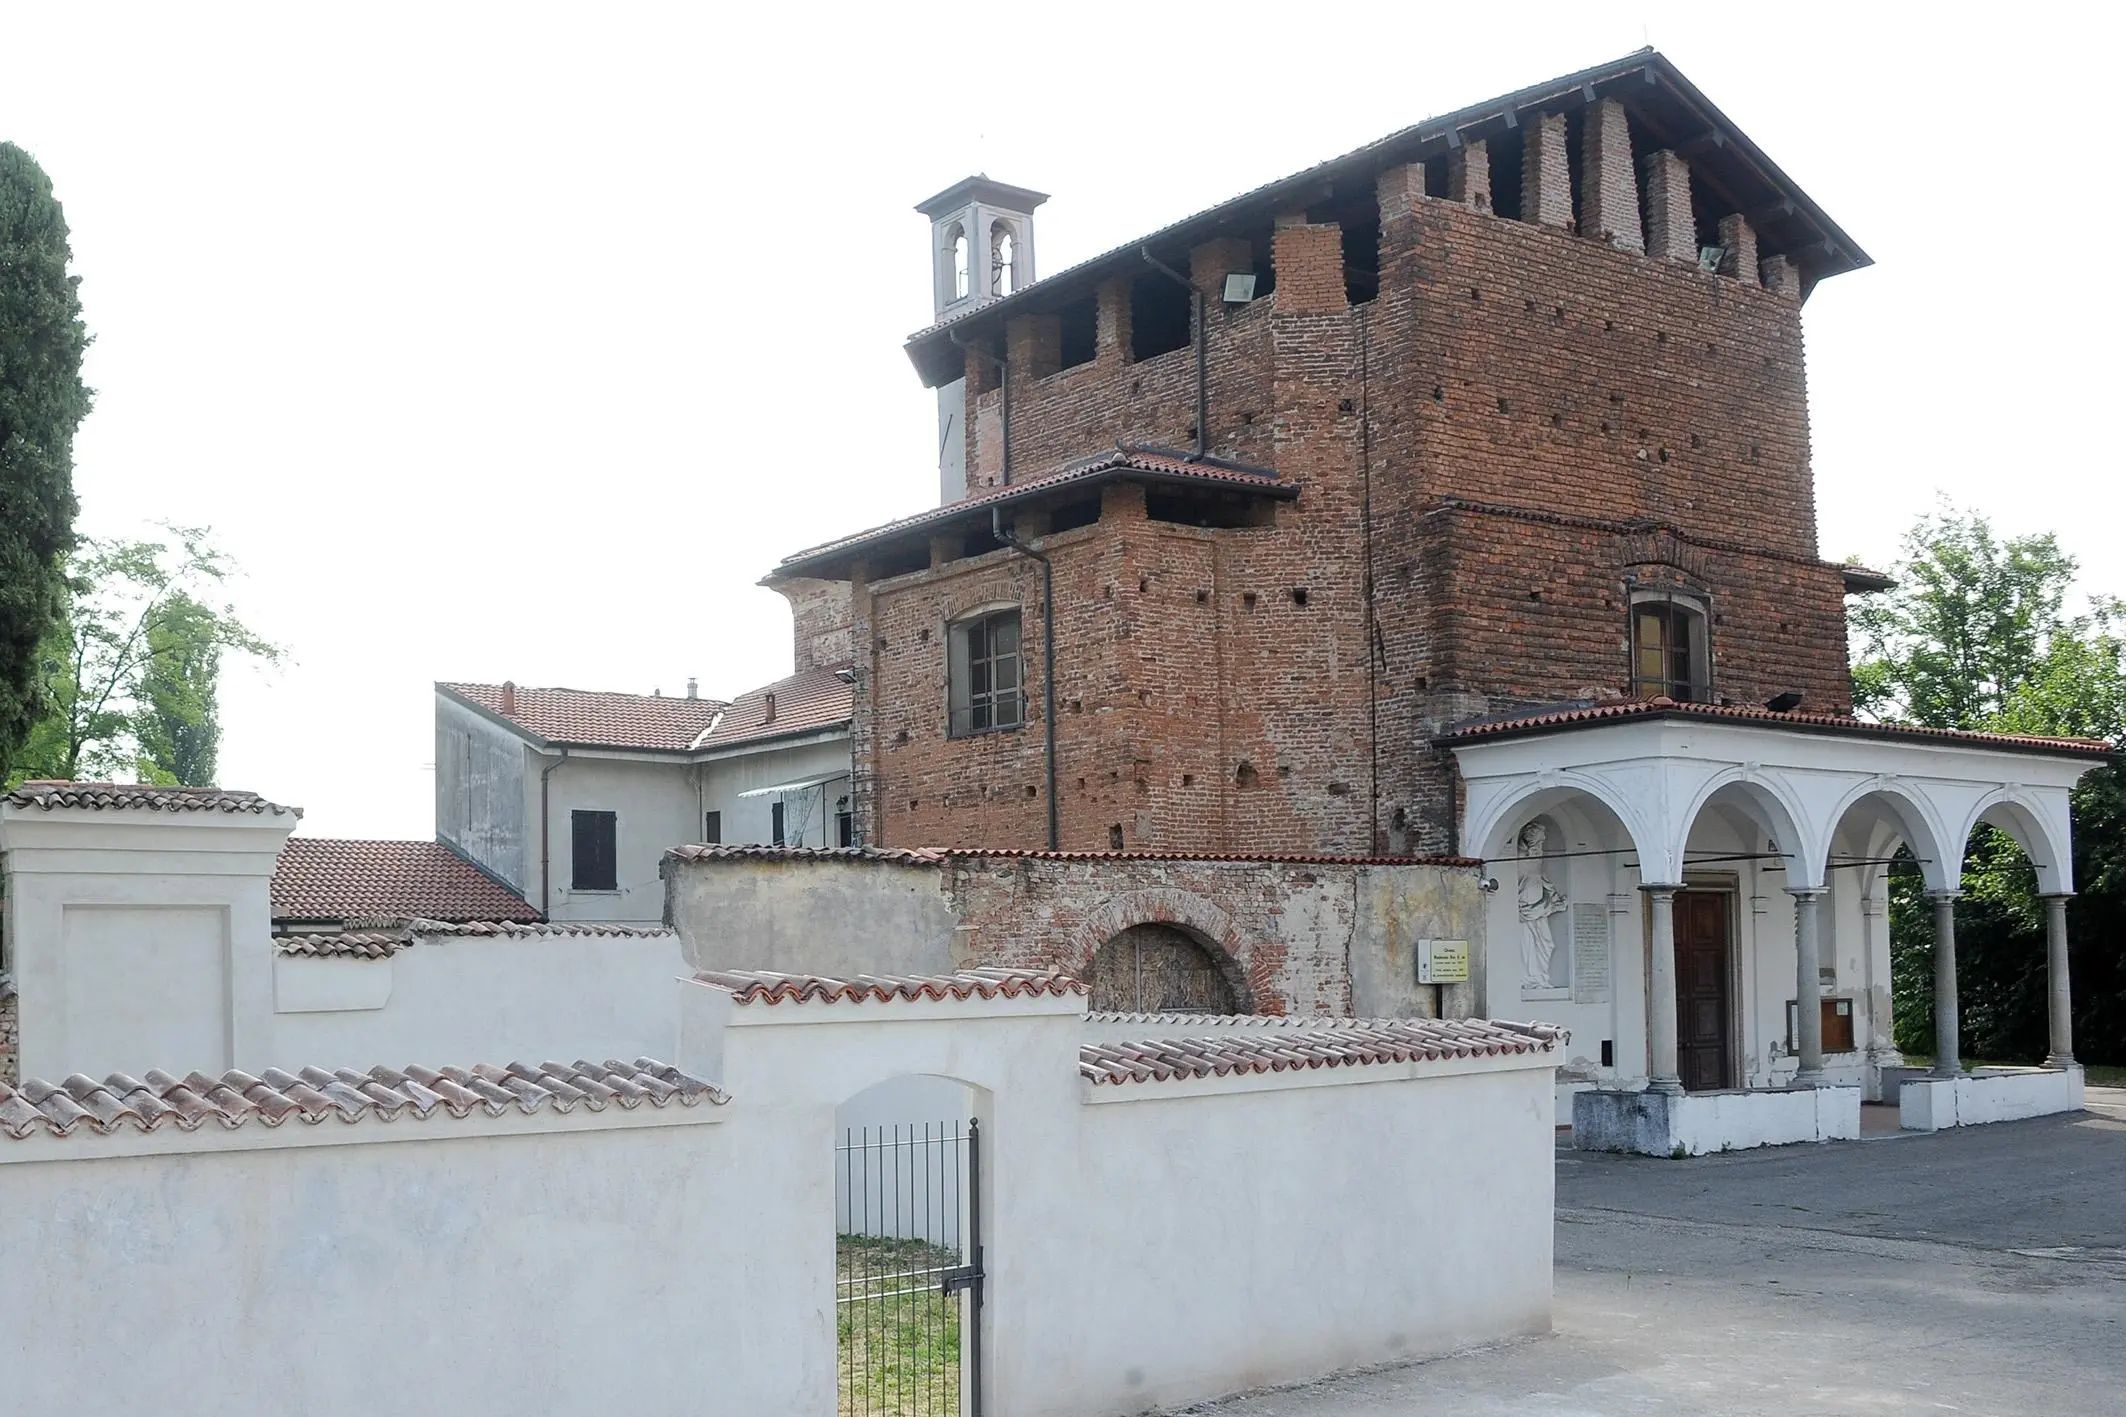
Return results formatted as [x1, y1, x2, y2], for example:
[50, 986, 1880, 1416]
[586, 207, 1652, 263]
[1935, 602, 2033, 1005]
[1925, 889, 1964, 903]
[2038, 891, 2077, 902]
[1784, 886, 1827, 901]
[1638, 882, 1685, 896]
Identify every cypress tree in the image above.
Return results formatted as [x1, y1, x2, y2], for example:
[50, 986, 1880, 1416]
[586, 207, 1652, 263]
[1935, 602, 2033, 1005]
[0, 142, 90, 779]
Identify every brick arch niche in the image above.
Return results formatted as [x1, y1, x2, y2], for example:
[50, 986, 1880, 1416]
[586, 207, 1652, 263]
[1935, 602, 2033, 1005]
[1075, 889, 1253, 1014]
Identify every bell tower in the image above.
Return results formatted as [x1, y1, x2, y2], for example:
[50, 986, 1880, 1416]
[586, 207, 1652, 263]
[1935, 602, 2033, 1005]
[915, 175, 1048, 504]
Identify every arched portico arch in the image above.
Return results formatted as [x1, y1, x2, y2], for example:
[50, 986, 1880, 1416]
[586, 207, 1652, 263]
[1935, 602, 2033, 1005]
[1677, 769, 1817, 888]
[1825, 781, 1960, 893]
[1462, 774, 1666, 881]
[1961, 787, 2076, 896]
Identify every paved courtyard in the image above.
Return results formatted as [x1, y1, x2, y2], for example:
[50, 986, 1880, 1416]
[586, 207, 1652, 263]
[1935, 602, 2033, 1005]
[1180, 1089, 2126, 1417]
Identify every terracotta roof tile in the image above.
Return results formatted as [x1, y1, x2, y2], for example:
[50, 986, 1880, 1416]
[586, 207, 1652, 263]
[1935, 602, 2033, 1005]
[666, 843, 1481, 869]
[272, 838, 540, 924]
[442, 682, 728, 752]
[1078, 1019, 1565, 1086]
[1439, 697, 2114, 757]
[696, 967, 1086, 1006]
[0, 1058, 727, 1140]
[274, 918, 675, 957]
[1, 781, 298, 816]
[693, 667, 854, 750]
[277, 931, 410, 959]
[775, 446, 1293, 576]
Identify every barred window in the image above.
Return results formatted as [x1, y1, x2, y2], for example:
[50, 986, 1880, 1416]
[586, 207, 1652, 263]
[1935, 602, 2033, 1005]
[949, 610, 1023, 736]
[1630, 595, 1712, 702]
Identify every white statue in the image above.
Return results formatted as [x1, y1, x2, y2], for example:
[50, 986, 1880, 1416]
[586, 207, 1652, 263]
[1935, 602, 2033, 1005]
[1516, 821, 1568, 990]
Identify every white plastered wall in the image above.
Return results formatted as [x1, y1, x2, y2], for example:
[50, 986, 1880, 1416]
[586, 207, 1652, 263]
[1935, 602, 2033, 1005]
[269, 929, 689, 1072]
[698, 736, 854, 850]
[0, 804, 297, 1081]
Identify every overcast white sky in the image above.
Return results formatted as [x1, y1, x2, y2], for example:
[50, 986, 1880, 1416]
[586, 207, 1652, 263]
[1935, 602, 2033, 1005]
[3, 3, 2119, 838]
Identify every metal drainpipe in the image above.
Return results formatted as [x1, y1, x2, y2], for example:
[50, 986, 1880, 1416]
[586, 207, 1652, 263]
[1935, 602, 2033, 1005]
[950, 330, 1010, 484]
[1139, 247, 1207, 459]
[539, 748, 569, 918]
[992, 504, 1059, 850]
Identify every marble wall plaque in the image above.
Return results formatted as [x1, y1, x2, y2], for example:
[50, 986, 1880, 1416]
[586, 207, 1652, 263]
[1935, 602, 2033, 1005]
[1571, 902, 1611, 1004]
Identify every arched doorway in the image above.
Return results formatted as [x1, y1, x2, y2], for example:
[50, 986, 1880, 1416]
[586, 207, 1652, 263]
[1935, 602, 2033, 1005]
[1090, 923, 1242, 1014]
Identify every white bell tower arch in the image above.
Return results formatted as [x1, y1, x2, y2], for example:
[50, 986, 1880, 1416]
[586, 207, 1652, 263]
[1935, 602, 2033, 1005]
[915, 175, 1048, 504]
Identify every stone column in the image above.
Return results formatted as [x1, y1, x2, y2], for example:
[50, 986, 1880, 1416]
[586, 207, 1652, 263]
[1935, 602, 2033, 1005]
[2043, 893, 2075, 1067]
[1789, 888, 1826, 1086]
[1929, 890, 1961, 1078]
[1645, 885, 1683, 1094]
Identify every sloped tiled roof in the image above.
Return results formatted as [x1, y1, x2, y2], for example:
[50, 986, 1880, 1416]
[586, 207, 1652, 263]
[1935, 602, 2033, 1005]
[693, 667, 854, 750]
[1439, 696, 2115, 757]
[272, 838, 540, 924]
[1078, 1019, 1565, 1086]
[0, 1059, 727, 1140]
[1, 781, 298, 816]
[774, 446, 1294, 577]
[441, 682, 729, 752]
[696, 968, 1086, 1006]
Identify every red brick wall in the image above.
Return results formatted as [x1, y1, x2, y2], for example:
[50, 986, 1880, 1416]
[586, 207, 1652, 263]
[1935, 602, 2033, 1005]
[776, 576, 854, 673]
[855, 134, 1856, 858]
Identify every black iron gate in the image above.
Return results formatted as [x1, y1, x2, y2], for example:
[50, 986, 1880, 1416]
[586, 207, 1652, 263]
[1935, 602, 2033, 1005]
[836, 1118, 983, 1416]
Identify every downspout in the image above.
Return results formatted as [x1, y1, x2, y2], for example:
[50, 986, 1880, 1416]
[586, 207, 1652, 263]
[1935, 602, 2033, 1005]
[992, 504, 1059, 850]
[539, 748, 570, 918]
[950, 330, 1010, 484]
[1139, 248, 1207, 459]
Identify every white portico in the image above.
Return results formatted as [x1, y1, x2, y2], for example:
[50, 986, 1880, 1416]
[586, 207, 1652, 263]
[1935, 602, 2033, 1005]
[1444, 699, 2107, 1153]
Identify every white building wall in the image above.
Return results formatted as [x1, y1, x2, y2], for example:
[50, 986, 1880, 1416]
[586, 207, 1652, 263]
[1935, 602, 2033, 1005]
[434, 697, 530, 892]
[534, 753, 703, 922]
[699, 737, 853, 849]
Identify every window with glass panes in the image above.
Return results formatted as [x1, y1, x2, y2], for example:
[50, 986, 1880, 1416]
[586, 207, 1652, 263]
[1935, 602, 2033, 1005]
[950, 610, 1023, 736]
[1630, 598, 1710, 701]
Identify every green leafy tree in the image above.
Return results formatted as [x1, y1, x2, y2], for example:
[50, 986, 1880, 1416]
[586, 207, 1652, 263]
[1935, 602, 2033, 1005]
[0, 142, 92, 779]
[1854, 508, 2126, 1065]
[132, 591, 221, 785]
[7, 527, 279, 787]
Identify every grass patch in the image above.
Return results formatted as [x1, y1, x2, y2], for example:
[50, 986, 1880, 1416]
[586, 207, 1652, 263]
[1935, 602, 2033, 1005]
[838, 1234, 961, 1415]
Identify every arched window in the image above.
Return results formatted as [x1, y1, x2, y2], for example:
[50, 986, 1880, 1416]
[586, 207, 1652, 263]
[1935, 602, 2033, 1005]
[1629, 591, 1712, 701]
[991, 221, 1015, 296]
[947, 224, 969, 301]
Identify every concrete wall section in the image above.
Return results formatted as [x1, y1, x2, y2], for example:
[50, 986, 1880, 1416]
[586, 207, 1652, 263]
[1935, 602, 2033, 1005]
[1900, 1068, 2085, 1131]
[665, 850, 1487, 1020]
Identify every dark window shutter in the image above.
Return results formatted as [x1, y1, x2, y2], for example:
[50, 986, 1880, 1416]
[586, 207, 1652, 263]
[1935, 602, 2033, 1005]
[571, 810, 617, 890]
[703, 810, 722, 845]
[771, 800, 786, 846]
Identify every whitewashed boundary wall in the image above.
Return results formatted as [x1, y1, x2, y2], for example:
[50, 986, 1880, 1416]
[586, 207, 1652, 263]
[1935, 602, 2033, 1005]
[3, 957, 1558, 1417]
[271, 922, 687, 1072]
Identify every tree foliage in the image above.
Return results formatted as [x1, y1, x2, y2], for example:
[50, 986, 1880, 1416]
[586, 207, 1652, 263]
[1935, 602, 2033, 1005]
[1854, 506, 2126, 1065]
[0, 142, 92, 779]
[6, 527, 279, 788]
